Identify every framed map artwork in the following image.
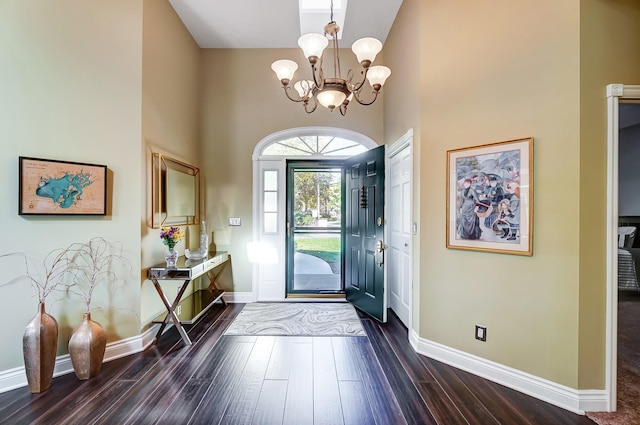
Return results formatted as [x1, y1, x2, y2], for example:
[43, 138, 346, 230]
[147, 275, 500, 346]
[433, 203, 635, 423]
[19, 157, 107, 216]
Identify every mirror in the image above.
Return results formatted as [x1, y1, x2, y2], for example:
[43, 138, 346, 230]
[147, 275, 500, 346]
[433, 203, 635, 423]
[151, 153, 199, 228]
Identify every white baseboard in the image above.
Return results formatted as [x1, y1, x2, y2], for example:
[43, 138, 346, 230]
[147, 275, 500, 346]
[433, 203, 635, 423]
[0, 298, 251, 394]
[223, 291, 253, 303]
[0, 326, 158, 394]
[408, 330, 610, 415]
[0, 294, 258, 394]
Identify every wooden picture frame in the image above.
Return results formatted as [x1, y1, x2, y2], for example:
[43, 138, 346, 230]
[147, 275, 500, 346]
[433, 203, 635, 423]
[446, 137, 533, 255]
[19, 156, 107, 216]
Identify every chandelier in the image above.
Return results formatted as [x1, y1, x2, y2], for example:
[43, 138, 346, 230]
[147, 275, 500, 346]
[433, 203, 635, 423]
[271, 1, 391, 116]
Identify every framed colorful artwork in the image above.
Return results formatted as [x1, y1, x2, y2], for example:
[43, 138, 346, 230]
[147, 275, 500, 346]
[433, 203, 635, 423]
[19, 156, 107, 215]
[446, 137, 533, 255]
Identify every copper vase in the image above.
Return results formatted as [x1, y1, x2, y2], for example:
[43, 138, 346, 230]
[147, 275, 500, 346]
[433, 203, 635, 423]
[68, 312, 106, 380]
[23, 302, 58, 393]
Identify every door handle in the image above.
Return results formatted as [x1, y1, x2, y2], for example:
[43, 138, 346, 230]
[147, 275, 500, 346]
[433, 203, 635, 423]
[287, 222, 291, 237]
[376, 240, 387, 267]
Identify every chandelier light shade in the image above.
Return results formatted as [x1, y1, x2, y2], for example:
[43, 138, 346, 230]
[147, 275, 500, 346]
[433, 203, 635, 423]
[271, 2, 391, 116]
[351, 37, 383, 64]
[298, 33, 329, 60]
[271, 60, 298, 83]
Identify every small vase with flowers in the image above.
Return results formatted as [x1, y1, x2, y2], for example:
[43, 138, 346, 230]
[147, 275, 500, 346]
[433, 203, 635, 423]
[160, 226, 184, 267]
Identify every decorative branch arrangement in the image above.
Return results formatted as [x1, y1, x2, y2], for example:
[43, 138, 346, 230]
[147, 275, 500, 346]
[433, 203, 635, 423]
[1, 245, 76, 304]
[63, 237, 130, 314]
[1, 237, 132, 388]
[1, 237, 129, 309]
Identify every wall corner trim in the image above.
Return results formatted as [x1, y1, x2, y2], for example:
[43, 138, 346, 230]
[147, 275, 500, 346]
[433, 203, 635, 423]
[408, 330, 609, 415]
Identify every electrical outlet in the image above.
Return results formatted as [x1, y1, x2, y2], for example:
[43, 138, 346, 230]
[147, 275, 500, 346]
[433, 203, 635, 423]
[176, 305, 182, 316]
[475, 325, 487, 342]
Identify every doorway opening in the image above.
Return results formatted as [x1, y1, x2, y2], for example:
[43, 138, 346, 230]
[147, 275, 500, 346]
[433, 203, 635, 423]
[251, 127, 376, 303]
[287, 161, 344, 296]
[605, 84, 640, 412]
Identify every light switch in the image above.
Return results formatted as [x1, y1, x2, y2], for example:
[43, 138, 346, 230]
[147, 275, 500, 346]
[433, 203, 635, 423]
[228, 217, 241, 226]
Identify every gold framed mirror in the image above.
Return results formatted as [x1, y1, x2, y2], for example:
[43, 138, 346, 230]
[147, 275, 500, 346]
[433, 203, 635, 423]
[151, 153, 200, 228]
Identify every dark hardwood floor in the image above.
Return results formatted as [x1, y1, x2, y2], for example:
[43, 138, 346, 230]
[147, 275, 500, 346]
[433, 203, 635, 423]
[0, 303, 595, 425]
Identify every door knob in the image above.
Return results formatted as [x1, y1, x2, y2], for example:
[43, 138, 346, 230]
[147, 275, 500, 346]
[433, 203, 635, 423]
[376, 240, 387, 266]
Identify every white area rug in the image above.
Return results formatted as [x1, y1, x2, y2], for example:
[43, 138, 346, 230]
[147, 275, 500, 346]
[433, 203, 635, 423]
[224, 302, 366, 336]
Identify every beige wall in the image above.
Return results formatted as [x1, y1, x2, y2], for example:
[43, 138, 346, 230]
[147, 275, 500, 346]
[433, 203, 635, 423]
[199, 48, 384, 292]
[383, 0, 640, 391]
[0, 0, 143, 370]
[140, 0, 202, 324]
[414, 0, 583, 387]
[577, 0, 640, 388]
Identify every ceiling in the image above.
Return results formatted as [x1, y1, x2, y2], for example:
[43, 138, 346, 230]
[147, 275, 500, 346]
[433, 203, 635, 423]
[168, 0, 403, 49]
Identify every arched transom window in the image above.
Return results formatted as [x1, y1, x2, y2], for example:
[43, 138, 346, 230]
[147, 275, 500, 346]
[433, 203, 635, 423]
[262, 135, 368, 157]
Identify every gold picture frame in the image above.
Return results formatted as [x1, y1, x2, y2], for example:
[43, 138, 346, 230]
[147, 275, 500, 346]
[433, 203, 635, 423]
[446, 137, 533, 256]
[151, 153, 200, 228]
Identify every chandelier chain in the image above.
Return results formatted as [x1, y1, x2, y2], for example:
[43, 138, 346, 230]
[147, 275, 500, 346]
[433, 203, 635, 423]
[330, 0, 334, 23]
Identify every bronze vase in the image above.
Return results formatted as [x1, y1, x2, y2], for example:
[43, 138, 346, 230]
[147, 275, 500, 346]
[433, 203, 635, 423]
[23, 302, 58, 393]
[68, 312, 106, 380]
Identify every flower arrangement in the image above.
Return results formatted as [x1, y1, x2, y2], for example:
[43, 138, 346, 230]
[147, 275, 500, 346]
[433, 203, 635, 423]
[160, 226, 184, 251]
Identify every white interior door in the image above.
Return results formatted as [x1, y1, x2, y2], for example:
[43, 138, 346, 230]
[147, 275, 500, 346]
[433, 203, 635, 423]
[388, 131, 413, 327]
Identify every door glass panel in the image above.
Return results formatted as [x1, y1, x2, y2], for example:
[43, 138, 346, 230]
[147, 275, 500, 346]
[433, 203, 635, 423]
[264, 170, 278, 190]
[264, 212, 277, 233]
[263, 169, 278, 234]
[291, 168, 342, 292]
[264, 192, 278, 211]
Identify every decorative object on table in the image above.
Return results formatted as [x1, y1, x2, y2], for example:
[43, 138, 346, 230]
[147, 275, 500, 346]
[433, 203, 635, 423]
[185, 220, 210, 261]
[184, 249, 205, 261]
[65, 237, 129, 380]
[18, 156, 107, 216]
[1, 246, 74, 393]
[199, 220, 209, 255]
[446, 137, 533, 256]
[160, 226, 184, 267]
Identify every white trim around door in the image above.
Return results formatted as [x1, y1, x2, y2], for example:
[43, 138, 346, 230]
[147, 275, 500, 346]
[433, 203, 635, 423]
[605, 84, 640, 412]
[387, 129, 414, 329]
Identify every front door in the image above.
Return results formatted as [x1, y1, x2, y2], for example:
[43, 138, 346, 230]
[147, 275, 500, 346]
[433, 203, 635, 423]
[344, 145, 386, 322]
[286, 161, 343, 296]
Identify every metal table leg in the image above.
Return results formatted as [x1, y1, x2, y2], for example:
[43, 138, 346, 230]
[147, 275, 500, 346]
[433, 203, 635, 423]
[150, 278, 193, 346]
[206, 262, 228, 306]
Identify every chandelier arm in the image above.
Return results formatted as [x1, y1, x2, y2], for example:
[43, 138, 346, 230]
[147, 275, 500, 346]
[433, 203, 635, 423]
[339, 103, 348, 116]
[316, 53, 326, 90]
[352, 89, 380, 106]
[346, 68, 369, 93]
[303, 97, 318, 114]
[310, 64, 323, 90]
[283, 86, 308, 103]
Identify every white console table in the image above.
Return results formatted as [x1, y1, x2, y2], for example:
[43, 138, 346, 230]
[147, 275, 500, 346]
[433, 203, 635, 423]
[148, 251, 229, 346]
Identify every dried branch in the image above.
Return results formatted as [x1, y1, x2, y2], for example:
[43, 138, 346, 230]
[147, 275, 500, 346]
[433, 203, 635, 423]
[0, 244, 76, 304]
[63, 237, 130, 313]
